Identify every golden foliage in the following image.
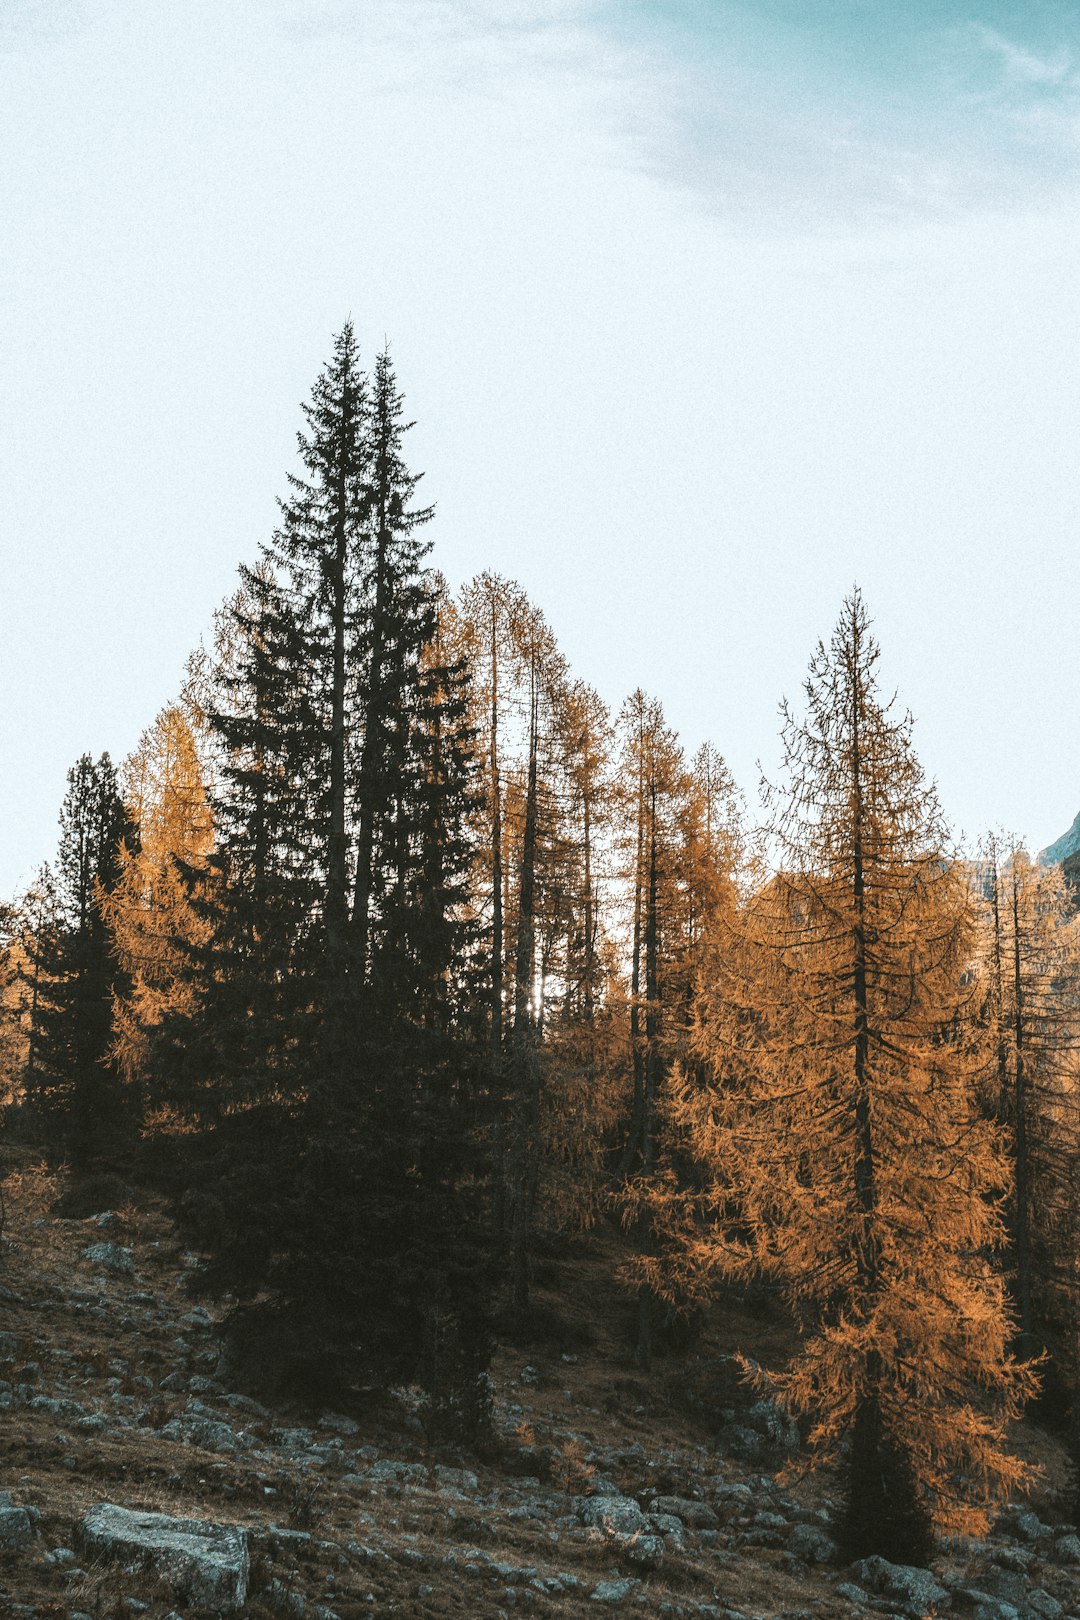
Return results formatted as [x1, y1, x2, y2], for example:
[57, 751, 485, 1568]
[102, 706, 214, 1091]
[641, 591, 1037, 1535]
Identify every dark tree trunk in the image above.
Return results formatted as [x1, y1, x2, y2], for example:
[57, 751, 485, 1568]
[1012, 871, 1035, 1360]
[490, 600, 504, 1056]
[509, 667, 541, 1313]
[636, 783, 660, 1371]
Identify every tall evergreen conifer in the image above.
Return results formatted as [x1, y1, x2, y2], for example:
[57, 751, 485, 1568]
[155, 328, 494, 1426]
[28, 753, 132, 1157]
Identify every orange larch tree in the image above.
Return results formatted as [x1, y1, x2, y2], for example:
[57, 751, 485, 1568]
[102, 705, 215, 1121]
[649, 589, 1036, 1559]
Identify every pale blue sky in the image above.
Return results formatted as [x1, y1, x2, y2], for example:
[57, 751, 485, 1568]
[4, 0, 1080, 893]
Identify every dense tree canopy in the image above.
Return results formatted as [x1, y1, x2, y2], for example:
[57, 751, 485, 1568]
[7, 335, 1078, 1554]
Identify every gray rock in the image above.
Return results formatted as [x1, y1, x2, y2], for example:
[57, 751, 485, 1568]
[788, 1522, 837, 1564]
[222, 1391, 269, 1419]
[713, 1482, 753, 1515]
[78, 1503, 249, 1612]
[717, 1423, 764, 1462]
[649, 1494, 718, 1529]
[81, 1242, 135, 1277]
[577, 1493, 663, 1569]
[0, 1493, 32, 1550]
[835, 1582, 869, 1605]
[1026, 1591, 1064, 1620]
[977, 1567, 1029, 1605]
[187, 1374, 224, 1396]
[1053, 1532, 1080, 1564]
[357, 1458, 426, 1487]
[958, 1595, 1019, 1620]
[993, 1547, 1033, 1573]
[624, 1531, 665, 1570]
[746, 1396, 800, 1452]
[272, 1425, 314, 1450]
[507, 1492, 568, 1524]
[268, 1524, 312, 1548]
[1013, 1510, 1047, 1544]
[650, 1512, 685, 1543]
[318, 1411, 358, 1435]
[851, 1556, 950, 1615]
[266, 1578, 306, 1617]
[0, 1332, 17, 1362]
[753, 1509, 788, 1531]
[160, 1414, 239, 1454]
[29, 1394, 84, 1419]
[591, 1578, 639, 1604]
[434, 1465, 479, 1495]
[576, 1494, 646, 1535]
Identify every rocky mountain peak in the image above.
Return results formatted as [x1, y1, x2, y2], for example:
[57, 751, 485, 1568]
[1039, 811, 1080, 866]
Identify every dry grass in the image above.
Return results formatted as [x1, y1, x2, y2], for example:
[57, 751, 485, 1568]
[0, 1145, 1072, 1619]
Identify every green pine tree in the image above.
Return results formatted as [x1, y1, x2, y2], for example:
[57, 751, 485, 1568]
[29, 753, 133, 1158]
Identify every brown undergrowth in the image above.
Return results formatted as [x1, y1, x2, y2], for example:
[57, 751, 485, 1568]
[0, 1145, 1072, 1620]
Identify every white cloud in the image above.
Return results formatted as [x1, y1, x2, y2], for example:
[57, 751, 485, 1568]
[973, 25, 1074, 88]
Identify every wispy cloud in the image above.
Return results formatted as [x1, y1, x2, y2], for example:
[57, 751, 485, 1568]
[0, 0, 83, 50]
[267, 1, 1080, 227]
[972, 25, 1074, 88]
[603, 8, 1080, 226]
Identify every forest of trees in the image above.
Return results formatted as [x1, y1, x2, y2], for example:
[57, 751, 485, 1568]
[6, 324, 1080, 1563]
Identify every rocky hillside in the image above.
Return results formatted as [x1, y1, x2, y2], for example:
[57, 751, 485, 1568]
[1038, 813, 1080, 867]
[1, 1149, 1080, 1620]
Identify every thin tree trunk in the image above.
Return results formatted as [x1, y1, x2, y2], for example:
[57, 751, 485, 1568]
[352, 494, 391, 997]
[988, 855, 1009, 1120]
[1012, 870, 1035, 1358]
[582, 742, 594, 1023]
[850, 676, 878, 1299]
[325, 475, 349, 1025]
[490, 600, 504, 1055]
[621, 729, 647, 1176]
[509, 667, 540, 1312]
[636, 782, 660, 1371]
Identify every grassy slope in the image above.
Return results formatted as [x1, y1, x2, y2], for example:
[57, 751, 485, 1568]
[0, 1146, 1073, 1620]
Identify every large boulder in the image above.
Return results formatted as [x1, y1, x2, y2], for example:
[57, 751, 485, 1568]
[576, 1494, 663, 1571]
[851, 1555, 950, 1616]
[0, 1492, 32, 1550]
[746, 1397, 800, 1452]
[160, 1409, 239, 1455]
[788, 1521, 838, 1564]
[648, 1494, 718, 1529]
[78, 1504, 249, 1612]
[80, 1243, 135, 1277]
[576, 1494, 646, 1536]
[591, 1577, 639, 1604]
